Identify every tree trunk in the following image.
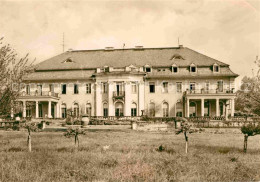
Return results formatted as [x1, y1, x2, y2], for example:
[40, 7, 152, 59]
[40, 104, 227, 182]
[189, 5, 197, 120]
[27, 130, 31, 152]
[75, 134, 79, 148]
[244, 134, 248, 153]
[184, 132, 188, 153]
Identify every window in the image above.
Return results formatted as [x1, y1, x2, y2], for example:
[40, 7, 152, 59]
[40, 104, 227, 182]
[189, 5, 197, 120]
[73, 103, 79, 117]
[213, 64, 219, 72]
[176, 102, 183, 117]
[86, 83, 91, 94]
[37, 85, 42, 95]
[115, 102, 124, 116]
[145, 67, 151, 72]
[49, 84, 54, 93]
[190, 82, 196, 91]
[162, 82, 168, 93]
[131, 103, 137, 117]
[104, 66, 109, 72]
[177, 82, 182, 93]
[149, 103, 155, 117]
[103, 103, 108, 117]
[61, 84, 66, 94]
[163, 102, 169, 117]
[61, 104, 67, 118]
[217, 81, 224, 92]
[131, 82, 137, 94]
[149, 82, 155, 93]
[38, 104, 43, 118]
[26, 85, 30, 95]
[172, 66, 178, 73]
[74, 84, 79, 94]
[86, 103, 91, 116]
[102, 82, 108, 93]
[26, 107, 31, 117]
[191, 66, 196, 72]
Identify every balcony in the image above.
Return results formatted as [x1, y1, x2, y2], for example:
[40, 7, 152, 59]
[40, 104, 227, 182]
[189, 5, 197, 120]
[18, 91, 60, 101]
[185, 88, 235, 95]
[113, 91, 125, 101]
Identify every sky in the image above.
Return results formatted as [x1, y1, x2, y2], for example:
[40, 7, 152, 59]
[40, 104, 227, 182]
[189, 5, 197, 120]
[0, 0, 260, 84]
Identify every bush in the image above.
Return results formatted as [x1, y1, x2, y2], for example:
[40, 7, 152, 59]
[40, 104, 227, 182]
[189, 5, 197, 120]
[73, 120, 82, 125]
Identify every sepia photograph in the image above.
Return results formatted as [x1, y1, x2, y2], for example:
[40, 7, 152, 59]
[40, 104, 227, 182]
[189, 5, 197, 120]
[0, 0, 260, 181]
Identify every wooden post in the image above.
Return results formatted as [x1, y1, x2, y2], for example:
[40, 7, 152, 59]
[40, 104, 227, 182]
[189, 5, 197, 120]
[184, 131, 188, 154]
[244, 134, 248, 153]
[27, 128, 32, 152]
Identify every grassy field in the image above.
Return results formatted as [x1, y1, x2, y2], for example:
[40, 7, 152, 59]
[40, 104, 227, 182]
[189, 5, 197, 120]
[0, 129, 259, 182]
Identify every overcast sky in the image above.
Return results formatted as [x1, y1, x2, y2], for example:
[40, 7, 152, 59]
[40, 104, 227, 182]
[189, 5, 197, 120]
[0, 0, 259, 82]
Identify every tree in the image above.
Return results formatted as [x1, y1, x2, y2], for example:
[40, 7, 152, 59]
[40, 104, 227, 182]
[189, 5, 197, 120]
[236, 56, 260, 116]
[241, 123, 260, 153]
[64, 127, 86, 148]
[0, 37, 34, 117]
[25, 122, 40, 152]
[175, 118, 202, 153]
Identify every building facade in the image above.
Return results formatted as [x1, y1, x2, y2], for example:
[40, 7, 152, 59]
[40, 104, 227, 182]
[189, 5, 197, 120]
[16, 46, 238, 119]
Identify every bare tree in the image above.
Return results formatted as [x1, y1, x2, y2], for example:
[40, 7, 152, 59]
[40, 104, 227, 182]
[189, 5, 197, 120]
[0, 37, 34, 117]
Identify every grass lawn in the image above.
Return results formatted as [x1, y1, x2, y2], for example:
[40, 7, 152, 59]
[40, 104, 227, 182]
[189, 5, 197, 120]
[0, 129, 259, 182]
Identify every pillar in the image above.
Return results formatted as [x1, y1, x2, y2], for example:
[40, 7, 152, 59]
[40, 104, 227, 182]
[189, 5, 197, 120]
[201, 98, 204, 117]
[108, 81, 115, 116]
[23, 101, 26, 118]
[231, 98, 235, 117]
[56, 103, 60, 118]
[186, 98, 189, 117]
[95, 82, 102, 116]
[138, 81, 145, 116]
[35, 101, 39, 118]
[124, 81, 131, 116]
[48, 101, 52, 118]
[216, 98, 219, 116]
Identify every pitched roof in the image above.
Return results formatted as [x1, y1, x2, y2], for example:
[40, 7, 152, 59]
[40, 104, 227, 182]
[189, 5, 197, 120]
[35, 46, 229, 71]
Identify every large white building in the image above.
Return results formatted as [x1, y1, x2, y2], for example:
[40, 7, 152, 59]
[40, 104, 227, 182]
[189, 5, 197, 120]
[17, 45, 238, 119]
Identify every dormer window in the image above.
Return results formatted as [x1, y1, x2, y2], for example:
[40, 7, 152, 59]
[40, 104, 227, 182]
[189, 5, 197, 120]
[213, 63, 220, 73]
[171, 64, 178, 73]
[144, 64, 152, 72]
[62, 57, 74, 63]
[190, 63, 197, 73]
[104, 66, 109, 72]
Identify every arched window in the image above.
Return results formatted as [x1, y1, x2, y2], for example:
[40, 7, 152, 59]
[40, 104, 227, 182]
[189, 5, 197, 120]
[131, 103, 137, 116]
[176, 102, 183, 117]
[103, 103, 108, 117]
[163, 102, 169, 117]
[61, 103, 67, 118]
[149, 103, 155, 117]
[73, 103, 79, 117]
[86, 103, 91, 116]
[115, 102, 124, 116]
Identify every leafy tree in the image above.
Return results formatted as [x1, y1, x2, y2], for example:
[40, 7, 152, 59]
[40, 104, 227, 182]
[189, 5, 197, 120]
[175, 118, 202, 153]
[241, 123, 260, 153]
[0, 37, 34, 117]
[64, 127, 86, 148]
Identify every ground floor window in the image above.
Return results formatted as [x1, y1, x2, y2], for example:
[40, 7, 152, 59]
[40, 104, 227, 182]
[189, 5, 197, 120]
[103, 108, 108, 117]
[115, 102, 124, 116]
[131, 108, 137, 116]
[26, 108, 31, 117]
[86, 103, 91, 116]
[149, 103, 155, 117]
[73, 103, 79, 117]
[163, 102, 169, 117]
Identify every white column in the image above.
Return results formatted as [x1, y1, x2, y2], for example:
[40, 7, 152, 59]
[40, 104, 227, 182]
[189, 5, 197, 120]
[48, 101, 52, 118]
[108, 82, 115, 116]
[56, 103, 60, 118]
[231, 98, 235, 117]
[138, 81, 145, 116]
[124, 81, 131, 116]
[95, 82, 102, 116]
[23, 101, 26, 118]
[216, 98, 219, 116]
[201, 98, 204, 117]
[186, 98, 189, 117]
[35, 101, 39, 118]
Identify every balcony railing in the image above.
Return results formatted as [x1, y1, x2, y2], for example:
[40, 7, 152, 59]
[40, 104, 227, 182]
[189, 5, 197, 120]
[185, 88, 235, 95]
[113, 91, 125, 97]
[20, 91, 59, 98]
